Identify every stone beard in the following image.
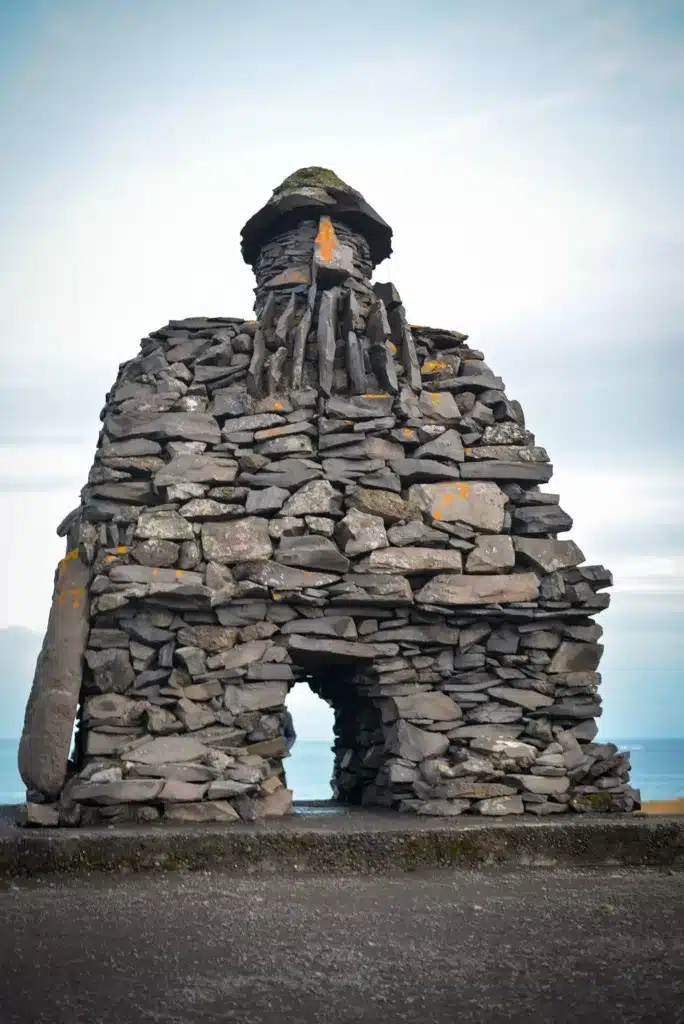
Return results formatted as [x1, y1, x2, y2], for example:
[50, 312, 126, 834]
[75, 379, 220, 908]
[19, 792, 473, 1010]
[17, 166, 638, 827]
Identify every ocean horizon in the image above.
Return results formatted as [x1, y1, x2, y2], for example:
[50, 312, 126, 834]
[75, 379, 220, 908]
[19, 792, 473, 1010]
[1, 736, 682, 806]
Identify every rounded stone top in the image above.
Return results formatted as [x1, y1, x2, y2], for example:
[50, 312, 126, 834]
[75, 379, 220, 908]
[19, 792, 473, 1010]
[240, 166, 393, 269]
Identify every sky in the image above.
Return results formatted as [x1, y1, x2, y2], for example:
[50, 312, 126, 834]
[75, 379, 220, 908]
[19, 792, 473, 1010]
[0, 0, 682, 740]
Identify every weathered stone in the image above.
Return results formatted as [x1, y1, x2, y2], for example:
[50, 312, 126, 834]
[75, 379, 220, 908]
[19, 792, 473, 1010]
[409, 481, 506, 531]
[131, 539, 180, 567]
[460, 461, 553, 483]
[155, 454, 237, 487]
[327, 395, 394, 420]
[83, 694, 145, 727]
[486, 687, 554, 711]
[70, 779, 163, 804]
[201, 518, 272, 564]
[417, 390, 461, 423]
[387, 720, 449, 762]
[275, 535, 350, 573]
[18, 551, 90, 799]
[349, 487, 421, 524]
[512, 505, 573, 535]
[416, 572, 539, 606]
[124, 735, 208, 765]
[357, 548, 462, 574]
[513, 538, 585, 574]
[135, 511, 194, 541]
[164, 801, 239, 823]
[106, 412, 221, 444]
[245, 486, 289, 515]
[281, 479, 341, 517]
[223, 682, 288, 713]
[414, 429, 465, 462]
[85, 649, 134, 694]
[509, 774, 570, 795]
[465, 536, 515, 573]
[475, 795, 524, 815]
[233, 561, 339, 589]
[336, 508, 388, 556]
[387, 692, 462, 722]
[22, 803, 60, 827]
[286, 635, 384, 664]
[392, 458, 462, 484]
[280, 616, 357, 640]
[548, 642, 603, 674]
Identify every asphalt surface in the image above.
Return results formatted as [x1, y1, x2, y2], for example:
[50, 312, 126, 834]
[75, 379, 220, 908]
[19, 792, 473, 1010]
[1, 868, 683, 1024]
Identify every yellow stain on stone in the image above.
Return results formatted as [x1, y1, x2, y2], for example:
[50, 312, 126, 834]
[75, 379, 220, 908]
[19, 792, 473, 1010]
[464, 448, 472, 454]
[430, 482, 472, 521]
[388, 342, 397, 355]
[315, 216, 337, 264]
[422, 361, 447, 372]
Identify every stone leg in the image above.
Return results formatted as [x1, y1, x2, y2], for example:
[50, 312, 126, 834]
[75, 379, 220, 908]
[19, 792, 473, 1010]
[18, 549, 90, 800]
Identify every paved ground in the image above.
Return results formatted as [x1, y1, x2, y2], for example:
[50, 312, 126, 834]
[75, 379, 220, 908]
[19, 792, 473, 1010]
[1, 868, 683, 1024]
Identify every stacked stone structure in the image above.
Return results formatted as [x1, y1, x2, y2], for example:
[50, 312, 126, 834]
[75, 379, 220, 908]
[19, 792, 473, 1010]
[18, 167, 639, 826]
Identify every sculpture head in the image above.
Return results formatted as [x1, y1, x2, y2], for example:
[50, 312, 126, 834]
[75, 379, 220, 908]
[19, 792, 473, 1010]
[240, 166, 393, 269]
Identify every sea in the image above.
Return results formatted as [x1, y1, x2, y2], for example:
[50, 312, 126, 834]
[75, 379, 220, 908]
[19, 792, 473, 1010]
[1, 737, 683, 804]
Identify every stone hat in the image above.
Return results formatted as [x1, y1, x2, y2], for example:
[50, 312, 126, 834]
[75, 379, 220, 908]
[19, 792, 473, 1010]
[240, 166, 393, 268]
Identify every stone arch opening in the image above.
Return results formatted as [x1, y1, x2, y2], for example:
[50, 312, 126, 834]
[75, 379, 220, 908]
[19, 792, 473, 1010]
[285, 654, 385, 806]
[282, 679, 334, 801]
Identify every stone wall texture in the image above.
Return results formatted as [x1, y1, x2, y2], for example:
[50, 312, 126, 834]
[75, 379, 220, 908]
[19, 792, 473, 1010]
[18, 168, 639, 827]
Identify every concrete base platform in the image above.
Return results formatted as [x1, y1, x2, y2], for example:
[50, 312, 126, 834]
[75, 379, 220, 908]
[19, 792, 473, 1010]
[2, 802, 683, 877]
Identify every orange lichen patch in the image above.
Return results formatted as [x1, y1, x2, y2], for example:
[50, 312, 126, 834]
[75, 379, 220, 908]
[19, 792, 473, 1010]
[273, 402, 283, 410]
[247, 320, 256, 325]
[175, 569, 184, 577]
[464, 447, 472, 454]
[115, 545, 129, 554]
[431, 483, 472, 520]
[152, 568, 159, 576]
[388, 342, 397, 355]
[272, 592, 281, 600]
[361, 393, 389, 399]
[72, 601, 80, 609]
[422, 361, 447, 372]
[315, 216, 337, 264]
[638, 798, 684, 815]
[105, 555, 116, 563]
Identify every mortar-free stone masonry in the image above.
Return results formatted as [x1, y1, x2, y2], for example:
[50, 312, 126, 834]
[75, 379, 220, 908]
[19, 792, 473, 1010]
[16, 167, 639, 827]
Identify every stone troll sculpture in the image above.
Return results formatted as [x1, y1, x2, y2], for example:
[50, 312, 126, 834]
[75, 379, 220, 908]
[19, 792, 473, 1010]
[18, 167, 639, 826]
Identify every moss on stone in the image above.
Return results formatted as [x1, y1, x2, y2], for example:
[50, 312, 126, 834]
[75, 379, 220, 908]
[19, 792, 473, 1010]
[272, 167, 362, 200]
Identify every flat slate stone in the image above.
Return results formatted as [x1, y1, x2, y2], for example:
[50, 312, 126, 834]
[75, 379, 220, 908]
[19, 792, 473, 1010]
[460, 461, 554, 483]
[155, 455, 238, 486]
[232, 561, 340, 590]
[327, 395, 394, 420]
[513, 538, 585, 574]
[135, 511, 194, 541]
[201, 518, 272, 564]
[391, 459, 461, 483]
[106, 412, 221, 444]
[286, 634, 386, 664]
[356, 547, 463, 574]
[465, 536, 515, 573]
[415, 572, 539, 606]
[409, 481, 507, 531]
[275, 535, 350, 573]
